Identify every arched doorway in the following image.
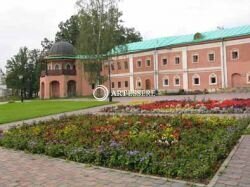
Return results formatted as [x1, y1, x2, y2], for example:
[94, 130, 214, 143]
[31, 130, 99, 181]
[50, 81, 60, 98]
[231, 73, 242, 88]
[41, 82, 45, 99]
[145, 79, 151, 90]
[67, 80, 76, 97]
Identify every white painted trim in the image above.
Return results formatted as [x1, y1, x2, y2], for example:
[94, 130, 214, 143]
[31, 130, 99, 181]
[209, 73, 218, 85]
[134, 71, 154, 75]
[223, 42, 228, 87]
[207, 51, 216, 63]
[174, 55, 181, 65]
[161, 56, 168, 65]
[188, 67, 221, 72]
[136, 59, 142, 68]
[182, 47, 188, 91]
[173, 75, 181, 87]
[111, 73, 130, 78]
[129, 54, 134, 91]
[192, 74, 200, 86]
[145, 58, 152, 67]
[220, 42, 225, 88]
[231, 48, 240, 61]
[162, 76, 169, 87]
[133, 51, 154, 58]
[224, 37, 250, 46]
[154, 51, 159, 90]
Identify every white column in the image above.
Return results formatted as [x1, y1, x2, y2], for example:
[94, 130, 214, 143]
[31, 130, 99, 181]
[223, 42, 228, 88]
[182, 47, 189, 91]
[129, 54, 134, 91]
[154, 50, 159, 90]
[220, 42, 225, 88]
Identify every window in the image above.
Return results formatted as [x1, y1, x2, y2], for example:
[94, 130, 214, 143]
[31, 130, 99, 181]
[118, 82, 121, 88]
[162, 58, 168, 65]
[117, 62, 121, 70]
[209, 73, 217, 85]
[55, 64, 60, 70]
[192, 74, 200, 85]
[112, 82, 115, 88]
[111, 64, 115, 71]
[125, 81, 129, 87]
[174, 76, 180, 86]
[91, 83, 95, 90]
[192, 54, 199, 63]
[208, 52, 215, 62]
[232, 50, 239, 60]
[137, 60, 142, 68]
[175, 57, 180, 65]
[163, 77, 169, 86]
[247, 73, 250, 84]
[124, 61, 129, 69]
[136, 78, 142, 88]
[146, 59, 151, 67]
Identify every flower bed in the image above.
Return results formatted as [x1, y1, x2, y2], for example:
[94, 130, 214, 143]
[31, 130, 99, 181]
[102, 98, 250, 114]
[0, 115, 249, 183]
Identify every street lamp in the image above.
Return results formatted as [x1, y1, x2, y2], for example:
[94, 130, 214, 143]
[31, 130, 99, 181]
[18, 75, 24, 103]
[108, 60, 112, 102]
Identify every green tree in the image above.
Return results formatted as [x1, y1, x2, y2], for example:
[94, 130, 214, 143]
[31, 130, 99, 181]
[76, 0, 142, 85]
[55, 15, 80, 46]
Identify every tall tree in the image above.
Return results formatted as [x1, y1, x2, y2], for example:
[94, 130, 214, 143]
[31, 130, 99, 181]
[55, 15, 80, 46]
[76, 0, 142, 85]
[41, 38, 54, 57]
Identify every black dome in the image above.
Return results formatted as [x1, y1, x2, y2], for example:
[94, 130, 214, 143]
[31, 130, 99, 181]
[48, 41, 75, 57]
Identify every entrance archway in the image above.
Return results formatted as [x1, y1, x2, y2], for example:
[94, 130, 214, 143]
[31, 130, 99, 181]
[231, 73, 242, 88]
[145, 79, 151, 90]
[67, 80, 76, 97]
[50, 81, 60, 98]
[41, 82, 45, 99]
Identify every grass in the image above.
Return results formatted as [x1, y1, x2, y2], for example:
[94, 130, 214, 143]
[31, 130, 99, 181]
[0, 100, 111, 124]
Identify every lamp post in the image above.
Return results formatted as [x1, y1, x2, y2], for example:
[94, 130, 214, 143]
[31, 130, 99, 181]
[108, 60, 112, 102]
[18, 75, 24, 103]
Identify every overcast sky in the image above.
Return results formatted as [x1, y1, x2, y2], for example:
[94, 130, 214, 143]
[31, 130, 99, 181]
[1, 0, 250, 71]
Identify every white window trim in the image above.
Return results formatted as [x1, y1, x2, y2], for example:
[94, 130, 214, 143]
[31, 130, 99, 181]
[174, 55, 181, 65]
[208, 51, 215, 62]
[192, 53, 199, 63]
[118, 81, 122, 89]
[192, 74, 200, 86]
[145, 58, 152, 67]
[231, 49, 240, 61]
[162, 57, 168, 65]
[124, 61, 129, 69]
[174, 75, 181, 87]
[209, 73, 218, 85]
[247, 73, 250, 84]
[162, 76, 169, 87]
[136, 59, 142, 68]
[117, 61, 122, 70]
[136, 78, 142, 89]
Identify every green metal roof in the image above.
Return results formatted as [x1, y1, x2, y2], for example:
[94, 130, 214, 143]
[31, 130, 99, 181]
[45, 25, 250, 60]
[122, 25, 250, 53]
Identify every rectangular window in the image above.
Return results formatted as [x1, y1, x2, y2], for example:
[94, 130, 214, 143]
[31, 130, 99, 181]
[124, 61, 129, 69]
[175, 57, 180, 64]
[211, 77, 216, 84]
[247, 74, 250, 84]
[137, 60, 142, 67]
[208, 53, 215, 62]
[91, 83, 95, 90]
[111, 82, 115, 88]
[232, 50, 239, 60]
[175, 78, 180, 86]
[193, 55, 199, 63]
[146, 59, 151, 67]
[118, 82, 121, 88]
[111, 64, 115, 71]
[162, 58, 168, 65]
[117, 62, 121, 70]
[163, 79, 169, 86]
[125, 81, 129, 87]
[194, 78, 200, 85]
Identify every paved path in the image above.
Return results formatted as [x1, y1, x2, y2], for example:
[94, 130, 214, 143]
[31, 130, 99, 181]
[0, 148, 201, 187]
[212, 135, 250, 187]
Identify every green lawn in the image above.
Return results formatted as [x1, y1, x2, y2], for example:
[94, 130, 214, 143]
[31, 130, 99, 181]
[0, 100, 111, 124]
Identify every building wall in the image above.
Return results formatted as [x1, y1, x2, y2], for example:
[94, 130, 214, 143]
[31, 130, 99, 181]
[40, 37, 250, 98]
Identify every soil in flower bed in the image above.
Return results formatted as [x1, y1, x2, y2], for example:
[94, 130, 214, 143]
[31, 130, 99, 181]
[102, 98, 250, 114]
[0, 115, 249, 183]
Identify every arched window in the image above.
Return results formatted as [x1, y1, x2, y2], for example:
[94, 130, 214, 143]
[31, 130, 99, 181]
[54, 64, 60, 70]
[209, 73, 217, 85]
[192, 74, 200, 86]
[163, 76, 169, 87]
[174, 75, 181, 86]
[136, 78, 142, 89]
[66, 63, 71, 70]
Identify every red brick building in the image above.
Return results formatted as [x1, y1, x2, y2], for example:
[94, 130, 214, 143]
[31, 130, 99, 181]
[40, 25, 250, 99]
